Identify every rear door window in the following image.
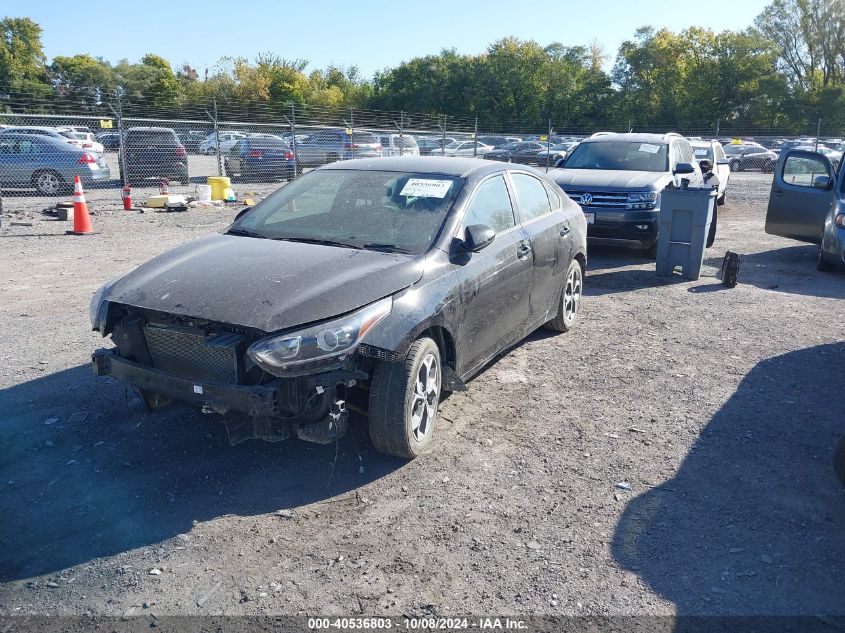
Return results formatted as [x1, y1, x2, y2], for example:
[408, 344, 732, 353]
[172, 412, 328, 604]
[782, 154, 830, 187]
[128, 130, 177, 146]
[510, 173, 552, 221]
[462, 175, 516, 233]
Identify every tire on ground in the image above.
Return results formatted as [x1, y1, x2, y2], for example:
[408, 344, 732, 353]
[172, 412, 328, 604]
[544, 258, 584, 333]
[368, 337, 441, 459]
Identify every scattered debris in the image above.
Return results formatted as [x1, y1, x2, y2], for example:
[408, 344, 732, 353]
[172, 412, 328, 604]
[526, 541, 541, 550]
[148, 568, 162, 576]
[275, 509, 296, 519]
[615, 482, 632, 491]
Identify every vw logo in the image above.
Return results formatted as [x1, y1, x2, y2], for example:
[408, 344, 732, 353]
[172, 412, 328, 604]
[579, 193, 593, 206]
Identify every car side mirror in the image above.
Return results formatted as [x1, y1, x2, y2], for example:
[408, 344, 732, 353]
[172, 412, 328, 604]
[463, 224, 496, 252]
[813, 175, 833, 190]
[234, 206, 252, 221]
[674, 162, 696, 175]
[698, 159, 713, 172]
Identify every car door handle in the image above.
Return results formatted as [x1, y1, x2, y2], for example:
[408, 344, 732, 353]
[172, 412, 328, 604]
[559, 225, 570, 237]
[517, 242, 532, 258]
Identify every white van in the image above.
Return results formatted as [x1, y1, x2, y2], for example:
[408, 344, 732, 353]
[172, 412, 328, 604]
[374, 133, 419, 157]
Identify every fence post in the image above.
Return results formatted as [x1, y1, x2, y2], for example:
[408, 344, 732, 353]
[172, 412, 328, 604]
[0, 188, 4, 229]
[399, 111, 404, 156]
[473, 117, 478, 157]
[546, 119, 552, 172]
[442, 115, 447, 152]
[350, 108, 355, 159]
[110, 86, 128, 187]
[286, 103, 298, 179]
[816, 119, 822, 151]
[213, 97, 222, 177]
[715, 118, 720, 139]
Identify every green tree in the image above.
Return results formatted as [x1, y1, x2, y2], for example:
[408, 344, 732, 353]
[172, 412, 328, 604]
[0, 17, 51, 103]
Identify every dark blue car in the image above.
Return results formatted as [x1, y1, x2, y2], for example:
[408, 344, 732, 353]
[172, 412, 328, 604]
[224, 137, 295, 182]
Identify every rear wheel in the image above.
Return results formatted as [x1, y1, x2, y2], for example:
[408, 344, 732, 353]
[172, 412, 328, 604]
[729, 160, 741, 172]
[544, 259, 583, 332]
[32, 170, 64, 196]
[368, 337, 441, 458]
[643, 242, 658, 259]
[706, 210, 718, 248]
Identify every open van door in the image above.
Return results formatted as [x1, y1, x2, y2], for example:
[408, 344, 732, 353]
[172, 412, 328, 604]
[765, 149, 837, 243]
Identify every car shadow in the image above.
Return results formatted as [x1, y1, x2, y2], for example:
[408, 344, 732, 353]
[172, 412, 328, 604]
[612, 343, 845, 622]
[0, 364, 405, 582]
[699, 244, 845, 299]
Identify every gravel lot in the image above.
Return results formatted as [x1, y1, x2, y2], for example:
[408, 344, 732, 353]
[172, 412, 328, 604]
[0, 172, 843, 621]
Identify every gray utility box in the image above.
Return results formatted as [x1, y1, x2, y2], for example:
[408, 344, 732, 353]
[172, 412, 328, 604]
[655, 187, 716, 281]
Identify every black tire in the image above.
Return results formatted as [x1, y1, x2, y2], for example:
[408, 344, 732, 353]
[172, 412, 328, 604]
[368, 337, 441, 458]
[643, 242, 658, 259]
[706, 210, 717, 248]
[31, 169, 65, 196]
[717, 191, 726, 206]
[544, 258, 583, 333]
[729, 160, 741, 172]
[835, 434, 845, 488]
[817, 248, 836, 272]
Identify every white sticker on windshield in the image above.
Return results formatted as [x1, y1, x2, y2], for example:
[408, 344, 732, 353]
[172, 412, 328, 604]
[638, 143, 661, 154]
[399, 178, 452, 198]
[694, 148, 709, 156]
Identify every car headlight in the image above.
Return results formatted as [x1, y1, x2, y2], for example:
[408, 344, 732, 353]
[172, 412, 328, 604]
[89, 278, 118, 334]
[247, 297, 392, 375]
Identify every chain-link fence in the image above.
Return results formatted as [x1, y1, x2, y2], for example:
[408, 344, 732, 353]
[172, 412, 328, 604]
[1, 90, 842, 205]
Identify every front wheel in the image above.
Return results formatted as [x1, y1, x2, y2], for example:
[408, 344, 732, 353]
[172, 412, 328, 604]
[368, 337, 442, 458]
[817, 248, 836, 272]
[729, 160, 741, 172]
[706, 210, 718, 248]
[717, 191, 726, 206]
[544, 258, 583, 332]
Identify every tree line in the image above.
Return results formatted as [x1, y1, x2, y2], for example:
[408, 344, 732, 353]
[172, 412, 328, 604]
[1, 0, 844, 133]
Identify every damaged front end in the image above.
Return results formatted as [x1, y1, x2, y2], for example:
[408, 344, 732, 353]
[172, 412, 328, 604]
[91, 302, 383, 446]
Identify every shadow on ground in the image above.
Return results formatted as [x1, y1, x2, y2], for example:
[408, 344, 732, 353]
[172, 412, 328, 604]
[612, 343, 845, 621]
[0, 365, 404, 581]
[586, 243, 844, 300]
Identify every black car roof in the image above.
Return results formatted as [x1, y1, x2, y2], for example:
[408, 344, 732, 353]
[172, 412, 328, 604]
[320, 156, 520, 178]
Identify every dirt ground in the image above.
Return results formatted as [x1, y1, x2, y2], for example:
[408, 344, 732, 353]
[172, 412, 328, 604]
[0, 172, 843, 622]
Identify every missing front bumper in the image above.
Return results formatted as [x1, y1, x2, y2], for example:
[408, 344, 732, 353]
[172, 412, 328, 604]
[92, 349, 352, 445]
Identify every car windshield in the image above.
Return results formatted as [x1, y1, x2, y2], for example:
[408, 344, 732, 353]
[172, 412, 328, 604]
[444, 141, 462, 149]
[563, 140, 669, 171]
[231, 169, 463, 255]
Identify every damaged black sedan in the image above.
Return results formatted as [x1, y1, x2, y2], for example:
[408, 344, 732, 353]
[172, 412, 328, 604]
[90, 157, 587, 458]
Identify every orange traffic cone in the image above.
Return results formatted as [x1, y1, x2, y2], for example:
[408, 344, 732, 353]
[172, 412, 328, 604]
[67, 175, 96, 235]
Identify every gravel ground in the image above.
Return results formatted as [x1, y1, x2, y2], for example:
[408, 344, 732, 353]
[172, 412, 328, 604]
[0, 172, 843, 621]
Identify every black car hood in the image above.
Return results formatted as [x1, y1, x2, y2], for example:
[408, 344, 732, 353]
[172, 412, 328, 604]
[107, 234, 423, 332]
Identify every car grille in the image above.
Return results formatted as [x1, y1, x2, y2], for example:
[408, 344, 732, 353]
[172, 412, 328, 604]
[144, 325, 242, 385]
[587, 224, 619, 238]
[563, 190, 628, 209]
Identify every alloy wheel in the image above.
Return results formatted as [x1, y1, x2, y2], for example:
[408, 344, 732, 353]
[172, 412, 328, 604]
[564, 265, 582, 322]
[410, 352, 439, 443]
[35, 172, 61, 195]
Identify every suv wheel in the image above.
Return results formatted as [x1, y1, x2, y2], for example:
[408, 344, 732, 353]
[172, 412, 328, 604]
[368, 337, 441, 458]
[817, 248, 836, 272]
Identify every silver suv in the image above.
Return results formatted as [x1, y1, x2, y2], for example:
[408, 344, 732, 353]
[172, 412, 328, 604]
[551, 132, 709, 257]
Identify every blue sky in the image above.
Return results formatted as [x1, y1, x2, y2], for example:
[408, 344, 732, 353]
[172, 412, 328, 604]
[6, 0, 771, 77]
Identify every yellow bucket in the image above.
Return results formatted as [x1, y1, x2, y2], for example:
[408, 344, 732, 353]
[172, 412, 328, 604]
[208, 176, 232, 201]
